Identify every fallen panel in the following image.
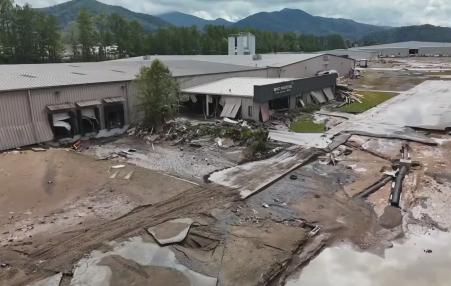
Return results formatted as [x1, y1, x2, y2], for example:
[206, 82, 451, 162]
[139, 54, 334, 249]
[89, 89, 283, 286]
[53, 120, 72, 131]
[311, 90, 327, 104]
[220, 97, 241, 118]
[261, 102, 270, 122]
[208, 147, 321, 199]
[323, 87, 335, 101]
[81, 108, 97, 121]
[269, 130, 331, 149]
[147, 218, 194, 245]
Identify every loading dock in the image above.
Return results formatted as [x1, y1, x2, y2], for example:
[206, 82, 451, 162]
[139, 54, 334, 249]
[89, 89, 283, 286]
[103, 97, 126, 130]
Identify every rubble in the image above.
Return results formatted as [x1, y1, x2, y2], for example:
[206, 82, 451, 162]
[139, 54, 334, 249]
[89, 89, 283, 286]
[147, 218, 194, 245]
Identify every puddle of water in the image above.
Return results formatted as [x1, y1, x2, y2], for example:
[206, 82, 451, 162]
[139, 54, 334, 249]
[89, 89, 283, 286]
[287, 231, 451, 286]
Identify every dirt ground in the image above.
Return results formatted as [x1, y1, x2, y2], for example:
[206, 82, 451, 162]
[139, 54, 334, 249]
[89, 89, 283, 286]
[0, 149, 193, 248]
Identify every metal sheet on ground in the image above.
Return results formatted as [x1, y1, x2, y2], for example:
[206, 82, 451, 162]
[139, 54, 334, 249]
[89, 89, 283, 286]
[311, 90, 327, 104]
[327, 80, 451, 145]
[323, 87, 335, 101]
[208, 147, 320, 199]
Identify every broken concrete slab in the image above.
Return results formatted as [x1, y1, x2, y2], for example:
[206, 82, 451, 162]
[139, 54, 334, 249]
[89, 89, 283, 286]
[327, 81, 451, 145]
[30, 273, 63, 286]
[208, 147, 321, 199]
[147, 218, 194, 245]
[268, 130, 331, 149]
[71, 236, 217, 286]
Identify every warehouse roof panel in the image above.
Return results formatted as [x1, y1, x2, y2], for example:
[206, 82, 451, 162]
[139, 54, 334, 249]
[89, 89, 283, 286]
[0, 60, 262, 92]
[182, 77, 298, 97]
[353, 41, 451, 50]
[118, 53, 329, 68]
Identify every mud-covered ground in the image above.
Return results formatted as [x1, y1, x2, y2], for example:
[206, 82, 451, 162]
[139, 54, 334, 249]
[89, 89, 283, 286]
[1, 59, 451, 285]
[1, 131, 449, 285]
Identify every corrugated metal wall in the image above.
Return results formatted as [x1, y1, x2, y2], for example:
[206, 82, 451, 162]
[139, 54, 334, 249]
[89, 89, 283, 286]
[0, 82, 128, 151]
[29, 83, 128, 143]
[0, 90, 36, 151]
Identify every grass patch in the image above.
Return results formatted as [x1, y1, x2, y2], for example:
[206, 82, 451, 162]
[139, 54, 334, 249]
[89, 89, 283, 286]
[340, 91, 398, 113]
[290, 118, 325, 133]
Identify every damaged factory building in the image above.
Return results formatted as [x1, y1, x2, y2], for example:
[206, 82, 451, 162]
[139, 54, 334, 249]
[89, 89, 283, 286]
[0, 50, 354, 151]
[182, 74, 337, 122]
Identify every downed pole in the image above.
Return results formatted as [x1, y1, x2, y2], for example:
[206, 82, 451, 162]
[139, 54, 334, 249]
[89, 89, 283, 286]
[356, 175, 393, 199]
[389, 144, 420, 208]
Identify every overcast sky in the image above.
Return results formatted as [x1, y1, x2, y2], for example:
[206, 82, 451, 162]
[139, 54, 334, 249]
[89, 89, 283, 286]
[15, 0, 451, 27]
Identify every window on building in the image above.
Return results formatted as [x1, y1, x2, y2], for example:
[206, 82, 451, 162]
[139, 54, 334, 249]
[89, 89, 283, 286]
[248, 106, 253, 117]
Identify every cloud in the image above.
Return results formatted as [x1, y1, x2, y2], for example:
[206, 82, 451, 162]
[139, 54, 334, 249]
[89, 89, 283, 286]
[14, 0, 451, 27]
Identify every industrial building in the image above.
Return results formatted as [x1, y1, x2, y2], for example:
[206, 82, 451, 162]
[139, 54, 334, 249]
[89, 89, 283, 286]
[228, 32, 256, 55]
[182, 74, 337, 122]
[0, 53, 354, 151]
[351, 41, 451, 58]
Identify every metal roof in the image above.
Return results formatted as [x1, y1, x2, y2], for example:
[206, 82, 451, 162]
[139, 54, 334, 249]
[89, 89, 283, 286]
[118, 53, 328, 68]
[182, 77, 298, 97]
[353, 41, 451, 50]
[0, 59, 261, 92]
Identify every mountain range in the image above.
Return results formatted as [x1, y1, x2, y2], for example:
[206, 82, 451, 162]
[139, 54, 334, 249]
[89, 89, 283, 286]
[40, 0, 451, 44]
[39, 0, 168, 31]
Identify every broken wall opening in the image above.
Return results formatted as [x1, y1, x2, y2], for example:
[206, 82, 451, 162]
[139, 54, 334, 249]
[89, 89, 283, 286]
[78, 108, 100, 135]
[47, 103, 78, 140]
[180, 94, 205, 116]
[269, 96, 290, 110]
[104, 103, 125, 130]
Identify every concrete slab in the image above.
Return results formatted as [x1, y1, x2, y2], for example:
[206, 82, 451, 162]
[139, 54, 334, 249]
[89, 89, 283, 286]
[30, 273, 63, 286]
[327, 81, 451, 145]
[208, 147, 320, 199]
[147, 218, 194, 245]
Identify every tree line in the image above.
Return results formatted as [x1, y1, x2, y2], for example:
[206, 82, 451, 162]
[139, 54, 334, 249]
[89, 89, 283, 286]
[0, 0, 61, 63]
[0, 0, 348, 64]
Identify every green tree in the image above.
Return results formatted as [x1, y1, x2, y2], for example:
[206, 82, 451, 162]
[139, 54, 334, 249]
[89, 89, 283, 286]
[36, 15, 61, 62]
[77, 9, 96, 61]
[95, 14, 112, 60]
[128, 20, 144, 57]
[12, 4, 38, 63]
[135, 60, 180, 129]
[0, 0, 14, 62]
[108, 13, 129, 57]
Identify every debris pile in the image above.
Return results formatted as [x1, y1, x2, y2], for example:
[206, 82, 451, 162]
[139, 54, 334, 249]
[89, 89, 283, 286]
[335, 85, 363, 107]
[127, 118, 274, 160]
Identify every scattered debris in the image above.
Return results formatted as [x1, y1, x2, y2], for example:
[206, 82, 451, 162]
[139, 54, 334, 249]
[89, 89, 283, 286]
[147, 218, 194, 245]
[111, 165, 126, 169]
[123, 171, 134, 180]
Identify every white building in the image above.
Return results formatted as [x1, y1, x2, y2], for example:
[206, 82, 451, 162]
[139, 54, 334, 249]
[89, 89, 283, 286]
[351, 41, 451, 58]
[228, 33, 256, 55]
